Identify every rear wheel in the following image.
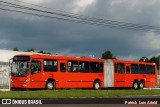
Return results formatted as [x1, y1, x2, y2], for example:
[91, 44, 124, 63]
[93, 81, 101, 90]
[139, 81, 145, 89]
[46, 81, 56, 90]
[133, 81, 139, 90]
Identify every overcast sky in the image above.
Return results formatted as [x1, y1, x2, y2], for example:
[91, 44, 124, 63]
[0, 0, 160, 60]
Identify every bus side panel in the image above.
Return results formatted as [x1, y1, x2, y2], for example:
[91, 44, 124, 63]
[145, 75, 157, 88]
[104, 59, 114, 88]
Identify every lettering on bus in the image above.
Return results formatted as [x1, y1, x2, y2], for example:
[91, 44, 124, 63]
[13, 56, 30, 61]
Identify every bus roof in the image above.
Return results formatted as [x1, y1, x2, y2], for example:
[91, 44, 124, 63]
[14, 54, 156, 65]
[110, 59, 156, 65]
[14, 54, 104, 62]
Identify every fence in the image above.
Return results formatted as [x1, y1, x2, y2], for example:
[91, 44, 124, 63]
[0, 62, 10, 91]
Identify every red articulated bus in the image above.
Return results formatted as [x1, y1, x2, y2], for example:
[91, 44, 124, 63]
[10, 54, 158, 90]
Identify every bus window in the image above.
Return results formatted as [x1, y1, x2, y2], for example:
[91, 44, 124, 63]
[99, 63, 103, 73]
[152, 66, 155, 74]
[90, 62, 99, 73]
[126, 66, 130, 74]
[116, 63, 124, 74]
[139, 64, 146, 74]
[44, 60, 58, 72]
[60, 63, 66, 72]
[79, 61, 89, 73]
[31, 61, 41, 74]
[68, 61, 79, 72]
[114, 63, 117, 73]
[146, 65, 155, 74]
[131, 64, 138, 74]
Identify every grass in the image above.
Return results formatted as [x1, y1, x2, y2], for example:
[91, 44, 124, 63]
[0, 89, 160, 98]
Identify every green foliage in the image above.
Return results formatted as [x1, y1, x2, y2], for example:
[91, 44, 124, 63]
[38, 51, 51, 54]
[13, 48, 19, 51]
[102, 50, 116, 59]
[139, 57, 149, 62]
[24, 48, 35, 52]
[12, 48, 51, 54]
[150, 56, 160, 70]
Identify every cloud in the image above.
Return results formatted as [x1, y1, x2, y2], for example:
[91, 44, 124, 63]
[72, 0, 96, 13]
[0, 39, 8, 44]
[0, 0, 160, 60]
[132, 31, 160, 50]
[21, 0, 52, 4]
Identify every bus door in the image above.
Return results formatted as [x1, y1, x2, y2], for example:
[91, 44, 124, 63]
[125, 64, 132, 87]
[67, 60, 81, 88]
[57, 60, 68, 88]
[114, 63, 126, 87]
[30, 59, 44, 88]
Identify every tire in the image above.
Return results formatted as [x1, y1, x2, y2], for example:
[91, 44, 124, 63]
[133, 81, 139, 90]
[139, 81, 145, 89]
[46, 81, 55, 90]
[93, 81, 101, 90]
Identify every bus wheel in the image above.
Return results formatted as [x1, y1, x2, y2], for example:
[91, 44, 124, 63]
[46, 81, 55, 90]
[133, 81, 139, 90]
[93, 81, 101, 90]
[139, 81, 145, 89]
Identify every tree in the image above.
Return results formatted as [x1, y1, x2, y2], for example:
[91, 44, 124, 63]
[13, 48, 19, 51]
[150, 56, 159, 70]
[25, 48, 34, 52]
[101, 50, 116, 59]
[46, 52, 51, 54]
[139, 57, 149, 62]
[38, 51, 51, 54]
[150, 56, 157, 63]
[38, 50, 44, 54]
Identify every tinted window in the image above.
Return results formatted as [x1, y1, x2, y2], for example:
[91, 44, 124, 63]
[126, 66, 130, 74]
[90, 62, 99, 73]
[116, 63, 124, 74]
[139, 64, 146, 74]
[44, 60, 58, 72]
[99, 63, 103, 73]
[146, 65, 155, 74]
[68, 61, 79, 72]
[131, 64, 138, 74]
[79, 61, 89, 73]
[60, 63, 66, 72]
[31, 61, 41, 74]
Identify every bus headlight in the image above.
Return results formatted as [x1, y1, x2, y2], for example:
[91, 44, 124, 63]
[24, 78, 30, 84]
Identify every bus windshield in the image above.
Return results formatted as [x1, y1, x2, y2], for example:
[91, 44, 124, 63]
[11, 61, 30, 77]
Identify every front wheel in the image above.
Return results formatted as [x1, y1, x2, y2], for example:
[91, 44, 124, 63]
[93, 81, 101, 90]
[46, 81, 56, 90]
